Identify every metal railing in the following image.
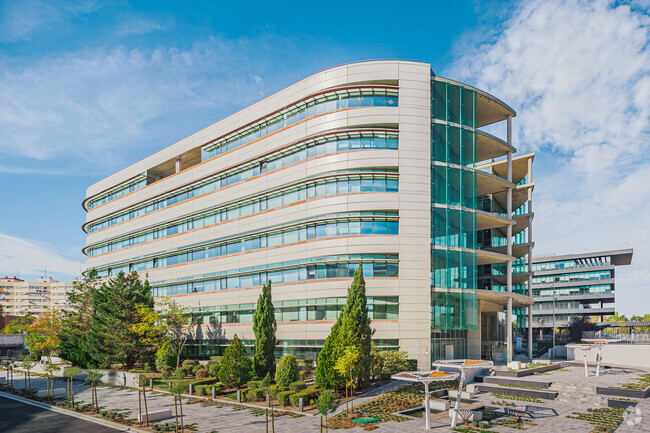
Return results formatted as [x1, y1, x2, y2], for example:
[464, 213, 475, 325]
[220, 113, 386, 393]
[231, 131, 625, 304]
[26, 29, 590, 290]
[583, 331, 650, 344]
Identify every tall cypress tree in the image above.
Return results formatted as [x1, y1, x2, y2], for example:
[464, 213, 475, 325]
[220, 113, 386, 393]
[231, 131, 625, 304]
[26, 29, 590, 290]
[339, 264, 373, 387]
[316, 317, 345, 389]
[253, 281, 277, 378]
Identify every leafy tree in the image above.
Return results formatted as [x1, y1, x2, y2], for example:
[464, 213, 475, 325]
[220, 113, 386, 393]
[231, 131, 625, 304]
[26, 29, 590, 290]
[25, 309, 63, 362]
[1, 315, 36, 334]
[43, 364, 60, 401]
[85, 369, 103, 413]
[567, 316, 598, 342]
[64, 366, 82, 408]
[86, 271, 154, 369]
[20, 359, 35, 393]
[334, 346, 359, 413]
[154, 340, 177, 371]
[58, 270, 100, 366]
[275, 355, 299, 388]
[130, 298, 192, 369]
[253, 281, 277, 378]
[316, 390, 339, 432]
[218, 335, 253, 388]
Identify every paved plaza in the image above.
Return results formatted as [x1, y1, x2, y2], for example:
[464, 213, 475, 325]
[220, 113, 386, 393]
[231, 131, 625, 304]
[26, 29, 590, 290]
[2, 364, 649, 432]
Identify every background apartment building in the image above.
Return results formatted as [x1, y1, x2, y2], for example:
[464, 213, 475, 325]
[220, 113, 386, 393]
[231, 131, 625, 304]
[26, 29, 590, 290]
[0, 276, 75, 316]
[530, 249, 633, 333]
[83, 60, 534, 367]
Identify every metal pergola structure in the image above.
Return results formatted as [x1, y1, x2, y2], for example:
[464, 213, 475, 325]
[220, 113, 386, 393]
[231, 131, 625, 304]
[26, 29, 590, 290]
[390, 370, 459, 430]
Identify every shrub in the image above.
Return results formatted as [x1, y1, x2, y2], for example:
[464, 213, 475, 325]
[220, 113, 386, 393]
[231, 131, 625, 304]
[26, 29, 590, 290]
[247, 380, 262, 389]
[182, 359, 197, 370]
[195, 385, 208, 396]
[208, 360, 221, 378]
[155, 341, 176, 371]
[192, 364, 203, 376]
[210, 383, 224, 394]
[277, 390, 293, 406]
[289, 381, 306, 392]
[377, 350, 410, 379]
[261, 372, 273, 387]
[290, 391, 308, 406]
[161, 366, 173, 380]
[195, 368, 209, 379]
[275, 355, 299, 388]
[174, 367, 189, 379]
[406, 359, 418, 371]
[218, 335, 253, 388]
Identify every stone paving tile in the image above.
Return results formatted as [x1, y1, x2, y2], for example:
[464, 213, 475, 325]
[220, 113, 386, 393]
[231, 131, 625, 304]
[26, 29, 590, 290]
[4, 367, 650, 433]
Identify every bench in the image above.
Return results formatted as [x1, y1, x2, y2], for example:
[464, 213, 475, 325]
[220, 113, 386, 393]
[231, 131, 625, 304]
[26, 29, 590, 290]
[138, 409, 173, 423]
[36, 388, 66, 398]
[448, 390, 475, 399]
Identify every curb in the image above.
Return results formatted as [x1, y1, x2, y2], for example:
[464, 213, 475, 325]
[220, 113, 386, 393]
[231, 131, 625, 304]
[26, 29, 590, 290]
[0, 390, 150, 432]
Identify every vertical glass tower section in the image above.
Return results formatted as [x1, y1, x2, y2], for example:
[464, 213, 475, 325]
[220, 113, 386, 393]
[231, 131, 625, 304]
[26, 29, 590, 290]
[430, 77, 478, 360]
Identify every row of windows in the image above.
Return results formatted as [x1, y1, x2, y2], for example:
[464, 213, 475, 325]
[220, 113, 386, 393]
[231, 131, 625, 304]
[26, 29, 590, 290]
[150, 257, 399, 297]
[532, 270, 612, 284]
[531, 258, 611, 272]
[95, 132, 396, 232]
[94, 218, 399, 273]
[201, 88, 398, 160]
[87, 177, 147, 210]
[532, 284, 612, 298]
[189, 295, 398, 312]
[432, 164, 477, 210]
[190, 297, 398, 325]
[432, 80, 476, 127]
[88, 171, 398, 234]
[432, 207, 477, 250]
[89, 210, 397, 256]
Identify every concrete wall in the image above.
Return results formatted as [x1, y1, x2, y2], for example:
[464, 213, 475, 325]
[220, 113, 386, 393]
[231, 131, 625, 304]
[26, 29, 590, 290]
[567, 344, 650, 369]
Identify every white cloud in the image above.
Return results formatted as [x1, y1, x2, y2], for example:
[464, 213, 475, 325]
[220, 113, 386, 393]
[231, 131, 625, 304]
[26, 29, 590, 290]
[0, 0, 99, 42]
[448, 0, 650, 315]
[0, 33, 343, 172]
[0, 232, 84, 279]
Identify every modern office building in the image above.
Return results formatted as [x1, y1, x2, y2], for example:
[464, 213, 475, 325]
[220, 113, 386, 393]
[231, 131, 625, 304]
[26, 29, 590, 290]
[530, 249, 633, 333]
[83, 60, 534, 367]
[0, 276, 75, 316]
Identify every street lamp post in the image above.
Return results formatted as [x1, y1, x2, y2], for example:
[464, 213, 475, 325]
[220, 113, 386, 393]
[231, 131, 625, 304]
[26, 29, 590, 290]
[552, 281, 556, 354]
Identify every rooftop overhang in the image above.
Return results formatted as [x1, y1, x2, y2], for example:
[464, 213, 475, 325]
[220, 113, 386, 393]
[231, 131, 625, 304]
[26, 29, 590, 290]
[475, 209, 514, 231]
[475, 289, 533, 309]
[488, 242, 535, 259]
[489, 271, 533, 285]
[496, 212, 533, 236]
[532, 248, 633, 266]
[492, 183, 534, 211]
[431, 246, 515, 266]
[476, 130, 516, 163]
[476, 169, 515, 196]
[477, 152, 534, 185]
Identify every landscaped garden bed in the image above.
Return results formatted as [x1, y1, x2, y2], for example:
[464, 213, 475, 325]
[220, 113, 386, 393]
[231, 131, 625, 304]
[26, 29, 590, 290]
[598, 373, 650, 398]
[489, 393, 544, 404]
[495, 363, 562, 378]
[567, 407, 627, 433]
[478, 384, 557, 400]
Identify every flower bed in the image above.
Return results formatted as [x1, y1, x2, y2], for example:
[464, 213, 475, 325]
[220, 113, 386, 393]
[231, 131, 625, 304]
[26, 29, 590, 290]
[490, 393, 544, 403]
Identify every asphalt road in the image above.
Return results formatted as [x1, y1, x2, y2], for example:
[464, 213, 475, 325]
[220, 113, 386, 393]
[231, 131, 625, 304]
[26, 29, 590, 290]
[0, 393, 124, 433]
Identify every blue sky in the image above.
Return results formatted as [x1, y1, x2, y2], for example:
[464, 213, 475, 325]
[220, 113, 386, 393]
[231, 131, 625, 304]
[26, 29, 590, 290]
[0, 0, 648, 315]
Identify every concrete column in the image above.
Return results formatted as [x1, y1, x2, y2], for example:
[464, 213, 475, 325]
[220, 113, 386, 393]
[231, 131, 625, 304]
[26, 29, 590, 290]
[506, 115, 513, 364]
[527, 156, 534, 361]
[175, 158, 181, 173]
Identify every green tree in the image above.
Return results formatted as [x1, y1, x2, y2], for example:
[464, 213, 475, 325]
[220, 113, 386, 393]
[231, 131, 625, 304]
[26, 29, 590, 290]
[338, 264, 373, 387]
[316, 390, 339, 433]
[218, 335, 253, 388]
[1, 315, 35, 334]
[130, 298, 192, 369]
[334, 346, 359, 414]
[20, 359, 35, 394]
[86, 271, 154, 369]
[58, 270, 100, 367]
[26, 309, 63, 362]
[316, 264, 374, 389]
[253, 281, 277, 378]
[85, 369, 103, 413]
[275, 354, 299, 388]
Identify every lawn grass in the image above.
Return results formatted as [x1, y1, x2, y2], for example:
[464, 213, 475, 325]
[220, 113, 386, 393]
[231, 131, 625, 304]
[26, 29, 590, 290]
[567, 407, 626, 432]
[490, 393, 544, 403]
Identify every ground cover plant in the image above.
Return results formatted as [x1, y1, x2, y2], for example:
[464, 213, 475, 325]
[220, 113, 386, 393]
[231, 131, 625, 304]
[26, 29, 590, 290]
[567, 407, 627, 433]
[490, 393, 544, 403]
[611, 374, 650, 391]
[498, 384, 545, 391]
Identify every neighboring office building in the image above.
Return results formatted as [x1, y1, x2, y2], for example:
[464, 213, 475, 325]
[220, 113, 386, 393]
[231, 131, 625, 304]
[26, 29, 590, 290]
[82, 60, 534, 368]
[0, 276, 75, 316]
[530, 249, 633, 334]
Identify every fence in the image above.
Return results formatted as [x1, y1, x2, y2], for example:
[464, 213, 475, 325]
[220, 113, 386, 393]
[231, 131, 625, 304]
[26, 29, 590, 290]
[583, 331, 650, 344]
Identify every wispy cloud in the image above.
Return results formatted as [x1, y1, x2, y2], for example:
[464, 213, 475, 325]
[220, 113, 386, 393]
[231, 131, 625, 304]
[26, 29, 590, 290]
[115, 13, 164, 36]
[448, 0, 650, 315]
[0, 0, 99, 42]
[0, 232, 84, 279]
[0, 32, 345, 173]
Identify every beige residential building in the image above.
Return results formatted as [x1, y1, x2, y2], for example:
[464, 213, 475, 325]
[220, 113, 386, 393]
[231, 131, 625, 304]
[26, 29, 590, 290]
[0, 277, 75, 316]
[83, 60, 534, 367]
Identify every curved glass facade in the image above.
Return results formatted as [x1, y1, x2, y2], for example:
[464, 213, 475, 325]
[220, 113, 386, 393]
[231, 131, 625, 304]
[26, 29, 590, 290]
[431, 78, 479, 335]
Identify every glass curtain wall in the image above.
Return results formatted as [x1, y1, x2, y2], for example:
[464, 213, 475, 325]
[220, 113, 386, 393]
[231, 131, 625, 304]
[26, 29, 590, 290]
[431, 78, 478, 360]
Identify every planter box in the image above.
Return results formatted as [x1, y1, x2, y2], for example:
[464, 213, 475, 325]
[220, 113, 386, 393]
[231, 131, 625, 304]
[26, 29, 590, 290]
[448, 390, 474, 400]
[36, 388, 66, 398]
[475, 384, 557, 400]
[597, 385, 650, 399]
[425, 399, 450, 411]
[494, 364, 561, 378]
[138, 409, 173, 423]
[608, 398, 639, 409]
[482, 377, 552, 389]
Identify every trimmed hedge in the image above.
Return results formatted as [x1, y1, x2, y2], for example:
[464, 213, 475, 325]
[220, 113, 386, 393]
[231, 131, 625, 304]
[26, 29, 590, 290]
[244, 387, 268, 402]
[277, 390, 293, 406]
[247, 380, 262, 389]
[290, 392, 308, 407]
[289, 380, 306, 392]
